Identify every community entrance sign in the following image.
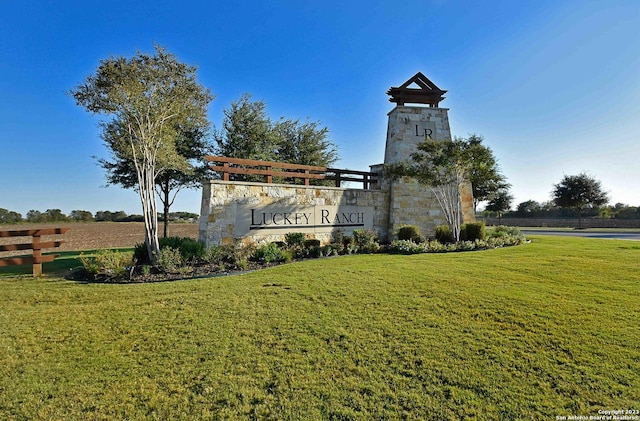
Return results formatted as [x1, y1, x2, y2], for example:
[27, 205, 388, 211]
[199, 72, 475, 246]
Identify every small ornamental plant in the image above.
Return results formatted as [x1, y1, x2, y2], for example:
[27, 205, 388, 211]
[389, 239, 426, 254]
[397, 225, 421, 243]
[353, 229, 380, 253]
[80, 249, 134, 280]
[435, 225, 454, 244]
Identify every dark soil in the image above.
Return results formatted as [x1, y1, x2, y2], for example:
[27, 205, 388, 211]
[65, 260, 281, 284]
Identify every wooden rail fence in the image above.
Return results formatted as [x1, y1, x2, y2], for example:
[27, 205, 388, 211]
[0, 228, 70, 276]
[206, 156, 378, 189]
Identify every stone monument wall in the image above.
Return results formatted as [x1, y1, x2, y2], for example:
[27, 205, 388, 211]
[199, 74, 475, 247]
[199, 181, 390, 246]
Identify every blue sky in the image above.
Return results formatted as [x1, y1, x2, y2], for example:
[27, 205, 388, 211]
[1, 0, 639, 216]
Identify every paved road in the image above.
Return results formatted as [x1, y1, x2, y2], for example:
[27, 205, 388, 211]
[522, 230, 640, 241]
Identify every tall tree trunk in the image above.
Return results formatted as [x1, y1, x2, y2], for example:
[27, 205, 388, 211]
[163, 178, 170, 238]
[431, 181, 463, 242]
[139, 164, 160, 265]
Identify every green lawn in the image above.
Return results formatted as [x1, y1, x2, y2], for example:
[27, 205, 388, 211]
[1, 236, 638, 420]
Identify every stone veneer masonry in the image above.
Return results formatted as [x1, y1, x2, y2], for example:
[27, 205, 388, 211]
[382, 106, 475, 237]
[199, 181, 390, 246]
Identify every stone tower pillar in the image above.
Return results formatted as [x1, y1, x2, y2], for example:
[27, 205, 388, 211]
[383, 73, 475, 239]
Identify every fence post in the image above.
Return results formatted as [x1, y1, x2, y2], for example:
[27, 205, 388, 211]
[32, 233, 43, 277]
[266, 165, 273, 183]
[223, 162, 230, 181]
[0, 228, 69, 277]
[334, 170, 341, 187]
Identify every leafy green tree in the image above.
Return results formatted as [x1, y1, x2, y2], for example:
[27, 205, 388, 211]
[70, 210, 94, 222]
[0, 208, 22, 224]
[94, 210, 130, 222]
[71, 45, 212, 263]
[214, 93, 276, 163]
[214, 94, 339, 182]
[465, 134, 509, 212]
[386, 137, 487, 241]
[26, 210, 43, 223]
[484, 188, 513, 224]
[99, 121, 213, 237]
[516, 200, 543, 217]
[43, 209, 68, 222]
[615, 205, 640, 219]
[273, 118, 337, 167]
[552, 172, 609, 229]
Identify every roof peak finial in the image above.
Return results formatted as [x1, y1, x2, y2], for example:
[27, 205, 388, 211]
[387, 72, 447, 107]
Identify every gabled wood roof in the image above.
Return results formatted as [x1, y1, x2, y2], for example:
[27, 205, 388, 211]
[387, 72, 447, 107]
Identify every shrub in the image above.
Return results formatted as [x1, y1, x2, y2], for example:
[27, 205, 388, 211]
[331, 229, 345, 244]
[203, 244, 255, 271]
[304, 239, 321, 249]
[397, 225, 421, 242]
[443, 242, 457, 252]
[389, 239, 426, 254]
[296, 239, 321, 258]
[486, 226, 526, 247]
[203, 245, 231, 265]
[461, 222, 486, 241]
[160, 237, 205, 262]
[134, 237, 205, 264]
[285, 232, 306, 248]
[425, 240, 447, 253]
[353, 229, 377, 246]
[487, 225, 522, 238]
[360, 241, 380, 254]
[280, 249, 293, 263]
[487, 237, 505, 248]
[353, 229, 380, 253]
[435, 225, 454, 244]
[321, 244, 340, 257]
[133, 242, 148, 264]
[502, 235, 524, 247]
[156, 247, 187, 274]
[255, 242, 286, 263]
[326, 240, 345, 255]
[80, 249, 133, 278]
[457, 240, 476, 251]
[306, 245, 323, 258]
[342, 235, 354, 247]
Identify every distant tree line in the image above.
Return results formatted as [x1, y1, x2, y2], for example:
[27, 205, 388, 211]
[0, 208, 198, 224]
[481, 202, 640, 220]
[479, 172, 640, 227]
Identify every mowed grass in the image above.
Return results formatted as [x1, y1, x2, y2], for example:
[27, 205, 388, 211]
[0, 237, 638, 420]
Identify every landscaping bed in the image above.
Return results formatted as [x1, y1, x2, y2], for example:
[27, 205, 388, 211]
[68, 225, 527, 283]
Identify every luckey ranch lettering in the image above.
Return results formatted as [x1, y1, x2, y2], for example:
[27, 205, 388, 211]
[249, 207, 367, 231]
[321, 209, 364, 225]
[251, 210, 311, 228]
